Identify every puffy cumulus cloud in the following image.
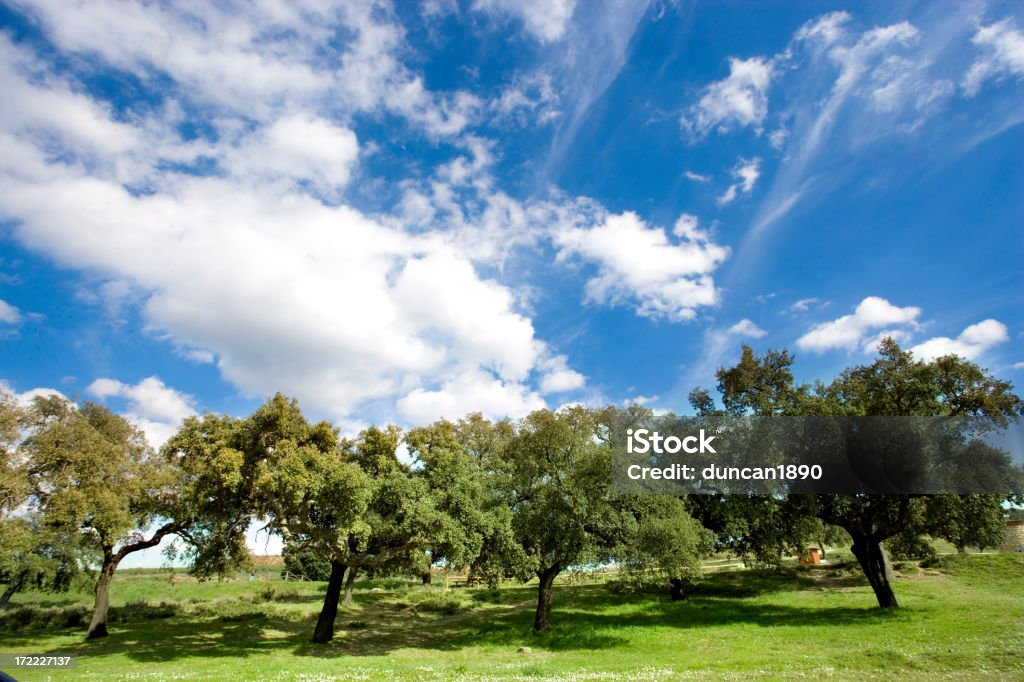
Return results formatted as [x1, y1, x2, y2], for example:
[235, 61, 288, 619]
[0, 380, 66, 408]
[554, 211, 729, 321]
[87, 376, 196, 424]
[0, 299, 21, 324]
[537, 355, 586, 394]
[397, 369, 546, 424]
[12, 0, 478, 139]
[728, 319, 767, 338]
[2, 160, 561, 419]
[796, 296, 922, 353]
[221, 114, 359, 199]
[390, 248, 539, 382]
[963, 18, 1024, 95]
[87, 376, 197, 447]
[0, 4, 597, 425]
[473, 0, 577, 43]
[861, 328, 915, 354]
[910, 319, 1009, 361]
[490, 72, 561, 127]
[682, 57, 774, 137]
[717, 158, 761, 206]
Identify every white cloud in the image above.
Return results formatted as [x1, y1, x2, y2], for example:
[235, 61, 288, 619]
[473, 0, 577, 43]
[0, 164, 556, 420]
[684, 171, 710, 182]
[963, 18, 1024, 95]
[12, 1, 478, 139]
[789, 297, 821, 313]
[683, 56, 774, 137]
[221, 114, 359, 198]
[87, 376, 197, 447]
[1013, 362, 1024, 370]
[728, 319, 766, 338]
[490, 72, 561, 126]
[0, 11, 588, 426]
[397, 369, 545, 424]
[768, 128, 789, 149]
[796, 296, 922, 353]
[538, 354, 585, 394]
[624, 394, 658, 407]
[554, 211, 729, 321]
[672, 213, 702, 239]
[861, 328, 915, 354]
[0, 380, 67, 408]
[682, 318, 771, 392]
[0, 299, 21, 324]
[717, 158, 761, 205]
[910, 319, 1009, 361]
[177, 348, 215, 365]
[794, 11, 852, 48]
[745, 14, 939, 236]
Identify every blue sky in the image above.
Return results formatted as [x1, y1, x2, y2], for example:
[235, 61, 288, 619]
[2, 0, 1023, 449]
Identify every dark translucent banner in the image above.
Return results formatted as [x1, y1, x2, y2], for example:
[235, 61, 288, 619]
[611, 416, 1024, 495]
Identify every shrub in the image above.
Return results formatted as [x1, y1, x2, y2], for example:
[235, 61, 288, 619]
[886, 532, 937, 562]
[392, 589, 474, 615]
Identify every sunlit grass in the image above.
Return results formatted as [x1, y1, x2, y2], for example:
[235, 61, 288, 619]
[1, 554, 1022, 680]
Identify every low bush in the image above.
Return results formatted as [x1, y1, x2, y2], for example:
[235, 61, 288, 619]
[392, 589, 474, 615]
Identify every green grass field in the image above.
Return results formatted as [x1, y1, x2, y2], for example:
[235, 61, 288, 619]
[2, 554, 1023, 681]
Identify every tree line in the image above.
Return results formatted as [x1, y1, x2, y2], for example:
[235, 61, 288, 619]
[1, 340, 1021, 642]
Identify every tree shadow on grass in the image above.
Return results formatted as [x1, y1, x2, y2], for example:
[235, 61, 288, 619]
[86, 611, 304, 662]
[292, 582, 901, 658]
[7, 580, 902, 663]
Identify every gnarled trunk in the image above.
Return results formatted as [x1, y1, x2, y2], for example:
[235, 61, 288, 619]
[341, 566, 357, 607]
[86, 550, 119, 639]
[0, 573, 26, 609]
[669, 578, 688, 601]
[533, 564, 560, 631]
[312, 560, 347, 643]
[421, 571, 431, 585]
[851, 534, 898, 608]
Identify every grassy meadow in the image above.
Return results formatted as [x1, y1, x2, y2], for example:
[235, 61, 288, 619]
[1, 553, 1023, 681]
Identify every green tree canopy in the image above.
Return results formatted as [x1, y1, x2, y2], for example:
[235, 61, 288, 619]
[23, 396, 188, 638]
[704, 339, 1023, 608]
[494, 406, 627, 631]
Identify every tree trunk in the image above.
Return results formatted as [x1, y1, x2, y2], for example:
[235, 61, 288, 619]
[851, 534, 898, 608]
[533, 565, 560, 632]
[669, 578, 687, 601]
[421, 571, 431, 585]
[0, 573, 26, 609]
[341, 566, 357, 607]
[312, 560, 347, 643]
[86, 551, 119, 639]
